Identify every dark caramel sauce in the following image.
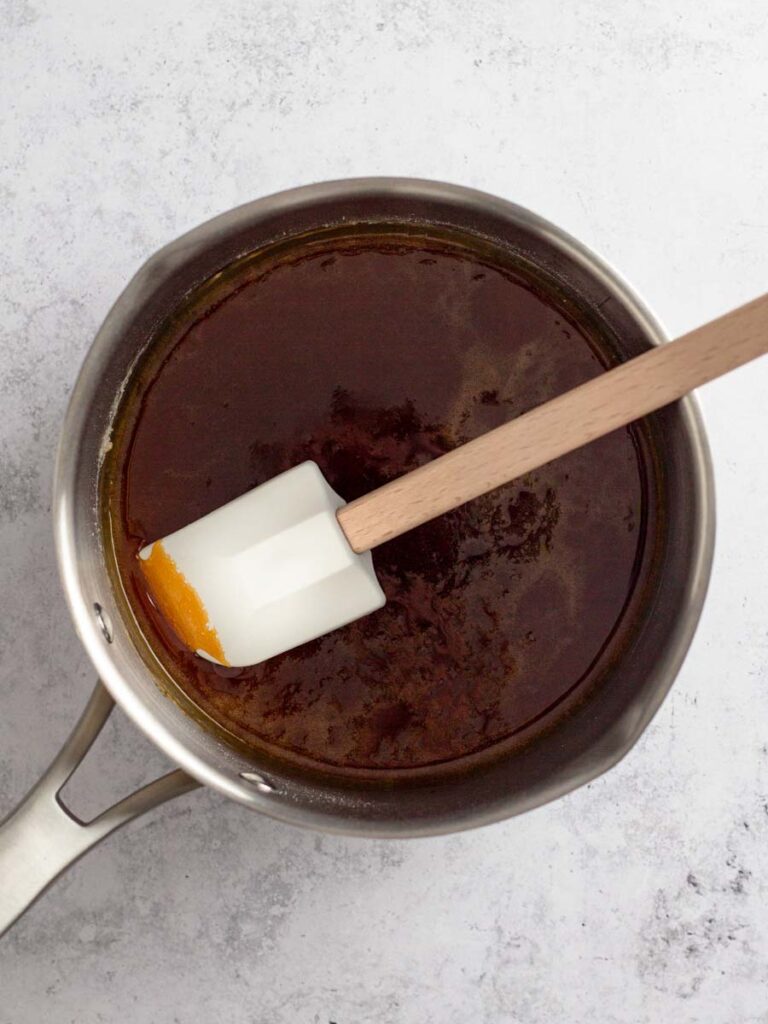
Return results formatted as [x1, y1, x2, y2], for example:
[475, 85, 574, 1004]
[104, 229, 657, 775]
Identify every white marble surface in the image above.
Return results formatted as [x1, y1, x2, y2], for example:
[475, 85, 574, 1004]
[2, 1, 768, 1020]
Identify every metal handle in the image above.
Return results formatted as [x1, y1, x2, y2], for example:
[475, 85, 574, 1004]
[0, 681, 200, 938]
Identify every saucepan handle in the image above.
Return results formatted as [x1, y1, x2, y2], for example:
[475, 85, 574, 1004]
[0, 680, 200, 938]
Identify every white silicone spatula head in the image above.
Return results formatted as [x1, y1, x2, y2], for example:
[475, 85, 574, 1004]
[140, 292, 768, 668]
[139, 461, 385, 667]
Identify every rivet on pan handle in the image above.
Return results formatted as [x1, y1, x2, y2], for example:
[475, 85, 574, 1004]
[0, 681, 200, 939]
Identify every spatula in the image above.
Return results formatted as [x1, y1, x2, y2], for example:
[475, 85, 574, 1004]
[139, 292, 768, 668]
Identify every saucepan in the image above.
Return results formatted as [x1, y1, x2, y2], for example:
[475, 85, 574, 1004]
[0, 178, 714, 936]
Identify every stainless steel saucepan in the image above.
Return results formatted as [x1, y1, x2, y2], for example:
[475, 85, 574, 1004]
[0, 179, 715, 937]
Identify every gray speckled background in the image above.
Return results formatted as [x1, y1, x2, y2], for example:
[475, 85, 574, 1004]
[2, 1, 768, 1021]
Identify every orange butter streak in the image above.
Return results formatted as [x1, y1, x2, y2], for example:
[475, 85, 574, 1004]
[139, 541, 229, 666]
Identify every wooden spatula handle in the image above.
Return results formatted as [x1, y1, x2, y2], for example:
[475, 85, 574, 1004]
[338, 292, 768, 553]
